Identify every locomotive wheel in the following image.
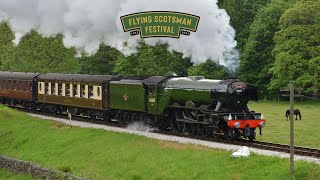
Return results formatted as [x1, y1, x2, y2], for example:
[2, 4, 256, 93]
[171, 120, 184, 133]
[185, 123, 197, 135]
[198, 124, 211, 137]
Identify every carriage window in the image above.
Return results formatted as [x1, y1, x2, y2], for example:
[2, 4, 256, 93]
[8, 80, 11, 89]
[18, 81, 22, 91]
[66, 84, 70, 96]
[73, 84, 78, 97]
[22, 81, 26, 91]
[29, 83, 32, 92]
[17, 81, 20, 91]
[6, 80, 8, 89]
[24, 81, 27, 91]
[17, 81, 21, 91]
[4, 80, 7, 89]
[0, 80, 4, 89]
[0, 80, 2, 89]
[97, 87, 101, 97]
[39, 82, 42, 92]
[45, 83, 49, 94]
[89, 86, 93, 99]
[80, 85, 85, 98]
[13, 80, 16, 91]
[58, 83, 62, 95]
[51, 83, 56, 95]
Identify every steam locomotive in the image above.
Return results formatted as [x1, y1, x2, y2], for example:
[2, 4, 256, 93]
[0, 71, 265, 140]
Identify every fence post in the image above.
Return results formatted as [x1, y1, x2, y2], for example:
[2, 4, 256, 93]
[290, 81, 294, 177]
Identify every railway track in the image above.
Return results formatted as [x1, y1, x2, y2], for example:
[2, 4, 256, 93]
[10, 106, 320, 159]
[244, 141, 320, 158]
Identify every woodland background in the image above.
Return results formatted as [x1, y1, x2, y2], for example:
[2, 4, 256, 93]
[0, 0, 319, 98]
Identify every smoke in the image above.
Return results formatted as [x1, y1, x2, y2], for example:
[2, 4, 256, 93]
[126, 121, 156, 132]
[0, 0, 238, 68]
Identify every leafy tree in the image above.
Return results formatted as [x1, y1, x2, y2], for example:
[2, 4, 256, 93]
[218, 0, 271, 51]
[187, 60, 228, 79]
[1, 31, 80, 73]
[0, 22, 14, 68]
[269, 0, 320, 96]
[113, 43, 192, 76]
[238, 0, 292, 95]
[80, 44, 121, 75]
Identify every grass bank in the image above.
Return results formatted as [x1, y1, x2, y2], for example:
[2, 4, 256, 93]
[0, 105, 319, 179]
[0, 168, 33, 179]
[249, 101, 320, 148]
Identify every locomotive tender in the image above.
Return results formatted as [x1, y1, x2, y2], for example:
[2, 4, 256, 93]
[0, 71, 265, 140]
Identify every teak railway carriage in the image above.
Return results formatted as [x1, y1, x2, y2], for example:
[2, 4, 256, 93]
[0, 71, 266, 140]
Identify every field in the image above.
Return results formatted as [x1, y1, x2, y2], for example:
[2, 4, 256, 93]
[249, 101, 320, 148]
[0, 105, 319, 179]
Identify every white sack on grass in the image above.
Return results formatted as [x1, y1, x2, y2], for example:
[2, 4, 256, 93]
[232, 146, 250, 158]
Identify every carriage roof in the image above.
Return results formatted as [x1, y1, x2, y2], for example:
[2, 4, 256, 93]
[38, 73, 120, 83]
[0, 71, 39, 81]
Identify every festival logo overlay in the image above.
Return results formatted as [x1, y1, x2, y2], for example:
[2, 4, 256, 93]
[120, 11, 200, 38]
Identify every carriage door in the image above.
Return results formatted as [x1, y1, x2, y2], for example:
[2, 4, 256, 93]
[147, 85, 157, 114]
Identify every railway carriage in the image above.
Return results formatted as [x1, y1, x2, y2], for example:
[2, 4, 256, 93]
[0, 71, 39, 108]
[37, 73, 120, 119]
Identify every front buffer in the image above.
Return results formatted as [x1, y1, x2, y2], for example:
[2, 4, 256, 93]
[227, 117, 266, 140]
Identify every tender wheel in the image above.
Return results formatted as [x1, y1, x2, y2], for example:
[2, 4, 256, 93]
[102, 113, 110, 122]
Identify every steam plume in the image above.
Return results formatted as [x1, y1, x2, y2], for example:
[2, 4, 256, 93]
[0, 0, 238, 67]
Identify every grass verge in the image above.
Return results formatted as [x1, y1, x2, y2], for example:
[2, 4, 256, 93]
[0, 168, 34, 179]
[249, 101, 320, 148]
[0, 105, 319, 179]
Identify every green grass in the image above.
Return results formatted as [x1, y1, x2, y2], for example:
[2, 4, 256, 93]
[249, 101, 320, 148]
[0, 105, 319, 179]
[0, 168, 34, 179]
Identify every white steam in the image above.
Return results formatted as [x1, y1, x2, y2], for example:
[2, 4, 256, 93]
[0, 0, 238, 67]
[126, 121, 156, 132]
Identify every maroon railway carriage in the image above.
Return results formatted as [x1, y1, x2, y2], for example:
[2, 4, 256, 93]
[0, 71, 39, 107]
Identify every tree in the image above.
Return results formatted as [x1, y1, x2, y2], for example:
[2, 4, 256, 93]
[187, 60, 228, 79]
[218, 0, 271, 52]
[113, 43, 192, 76]
[1, 31, 80, 73]
[269, 0, 320, 95]
[238, 0, 292, 95]
[0, 22, 14, 68]
[80, 44, 121, 75]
